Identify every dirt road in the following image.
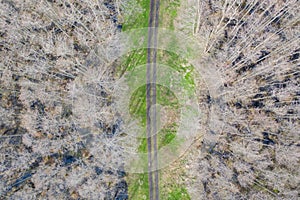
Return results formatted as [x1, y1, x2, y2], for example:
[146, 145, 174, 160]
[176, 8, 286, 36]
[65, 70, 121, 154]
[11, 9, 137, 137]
[146, 0, 160, 199]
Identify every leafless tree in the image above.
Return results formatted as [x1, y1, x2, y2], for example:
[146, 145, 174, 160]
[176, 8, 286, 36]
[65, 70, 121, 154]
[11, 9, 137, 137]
[0, 0, 128, 199]
[177, 0, 300, 199]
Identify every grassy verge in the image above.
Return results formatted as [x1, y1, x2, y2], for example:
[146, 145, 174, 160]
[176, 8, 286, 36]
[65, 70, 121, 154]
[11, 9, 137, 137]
[119, 0, 194, 199]
[122, 0, 150, 31]
[128, 173, 149, 200]
[165, 186, 191, 200]
[159, 0, 181, 30]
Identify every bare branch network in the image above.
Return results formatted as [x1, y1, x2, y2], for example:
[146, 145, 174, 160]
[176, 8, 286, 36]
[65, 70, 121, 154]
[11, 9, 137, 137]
[0, 0, 299, 199]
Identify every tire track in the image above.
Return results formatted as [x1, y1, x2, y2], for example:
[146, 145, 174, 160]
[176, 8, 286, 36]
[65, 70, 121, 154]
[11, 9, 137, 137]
[146, 0, 160, 199]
